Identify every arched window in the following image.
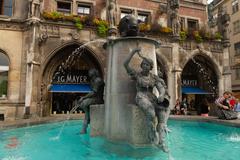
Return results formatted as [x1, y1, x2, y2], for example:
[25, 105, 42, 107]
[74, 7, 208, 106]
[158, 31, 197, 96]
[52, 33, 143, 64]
[0, 0, 13, 16]
[0, 51, 9, 98]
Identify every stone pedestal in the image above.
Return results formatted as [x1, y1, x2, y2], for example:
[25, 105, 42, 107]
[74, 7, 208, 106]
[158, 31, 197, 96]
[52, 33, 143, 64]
[104, 37, 159, 144]
[128, 104, 150, 145]
[90, 104, 150, 146]
[90, 104, 105, 137]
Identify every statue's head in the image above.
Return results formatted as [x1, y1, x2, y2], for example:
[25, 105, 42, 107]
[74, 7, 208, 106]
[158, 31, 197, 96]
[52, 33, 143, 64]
[140, 57, 153, 71]
[118, 15, 139, 37]
[88, 68, 99, 78]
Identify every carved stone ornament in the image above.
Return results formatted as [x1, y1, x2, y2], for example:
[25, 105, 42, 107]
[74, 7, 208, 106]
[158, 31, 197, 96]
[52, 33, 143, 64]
[38, 32, 48, 45]
[40, 24, 60, 37]
[69, 30, 80, 40]
[0, 22, 26, 31]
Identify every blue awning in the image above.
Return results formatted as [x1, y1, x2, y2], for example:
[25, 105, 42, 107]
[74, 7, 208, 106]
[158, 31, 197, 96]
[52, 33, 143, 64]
[182, 87, 212, 95]
[49, 84, 92, 93]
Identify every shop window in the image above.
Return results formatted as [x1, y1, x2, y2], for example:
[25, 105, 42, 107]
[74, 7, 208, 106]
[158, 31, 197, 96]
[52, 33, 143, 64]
[236, 68, 240, 80]
[0, 0, 13, 16]
[57, 1, 71, 14]
[187, 19, 199, 33]
[232, 0, 239, 14]
[137, 12, 150, 23]
[233, 20, 240, 34]
[234, 42, 240, 55]
[120, 9, 132, 19]
[77, 4, 92, 16]
[0, 51, 9, 99]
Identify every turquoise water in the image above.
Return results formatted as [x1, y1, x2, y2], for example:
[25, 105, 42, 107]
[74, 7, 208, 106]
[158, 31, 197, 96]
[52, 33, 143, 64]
[0, 120, 240, 160]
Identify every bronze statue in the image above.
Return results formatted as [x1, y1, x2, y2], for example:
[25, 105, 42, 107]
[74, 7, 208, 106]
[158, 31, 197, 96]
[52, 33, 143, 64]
[155, 70, 170, 152]
[119, 15, 139, 37]
[107, 0, 117, 28]
[76, 69, 105, 134]
[124, 48, 168, 149]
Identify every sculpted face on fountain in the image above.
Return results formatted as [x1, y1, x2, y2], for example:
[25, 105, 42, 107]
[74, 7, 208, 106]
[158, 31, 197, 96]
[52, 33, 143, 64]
[141, 58, 154, 73]
[118, 15, 139, 37]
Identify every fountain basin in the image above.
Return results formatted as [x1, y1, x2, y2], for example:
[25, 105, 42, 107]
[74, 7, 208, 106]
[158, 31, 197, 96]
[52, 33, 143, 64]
[0, 120, 240, 160]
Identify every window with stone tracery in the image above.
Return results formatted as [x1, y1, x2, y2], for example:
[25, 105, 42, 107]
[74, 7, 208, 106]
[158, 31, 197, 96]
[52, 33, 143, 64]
[77, 3, 92, 16]
[137, 11, 150, 23]
[0, 51, 9, 99]
[0, 0, 13, 16]
[57, 1, 71, 14]
[120, 9, 132, 19]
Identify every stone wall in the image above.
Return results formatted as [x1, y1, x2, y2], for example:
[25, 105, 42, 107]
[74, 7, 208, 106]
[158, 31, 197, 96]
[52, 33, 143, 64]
[0, 30, 25, 120]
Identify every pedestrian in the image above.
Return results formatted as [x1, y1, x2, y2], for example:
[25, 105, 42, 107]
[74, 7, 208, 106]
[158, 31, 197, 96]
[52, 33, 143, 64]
[215, 91, 238, 120]
[234, 99, 240, 112]
[174, 98, 181, 115]
[180, 97, 188, 115]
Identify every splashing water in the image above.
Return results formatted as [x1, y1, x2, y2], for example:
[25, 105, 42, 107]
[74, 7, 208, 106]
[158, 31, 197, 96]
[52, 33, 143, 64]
[50, 39, 107, 140]
[2, 156, 28, 160]
[166, 125, 175, 160]
[52, 39, 107, 82]
[191, 56, 217, 97]
[227, 134, 240, 142]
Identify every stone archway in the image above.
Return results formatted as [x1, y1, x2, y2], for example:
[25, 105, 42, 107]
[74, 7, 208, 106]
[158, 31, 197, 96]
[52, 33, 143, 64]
[40, 42, 104, 116]
[181, 54, 219, 115]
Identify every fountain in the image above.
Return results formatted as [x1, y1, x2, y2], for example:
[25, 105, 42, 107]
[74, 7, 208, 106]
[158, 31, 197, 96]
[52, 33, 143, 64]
[89, 14, 170, 152]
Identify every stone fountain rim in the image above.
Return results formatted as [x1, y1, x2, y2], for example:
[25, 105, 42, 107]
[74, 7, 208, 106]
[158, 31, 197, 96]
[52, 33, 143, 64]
[1, 115, 240, 131]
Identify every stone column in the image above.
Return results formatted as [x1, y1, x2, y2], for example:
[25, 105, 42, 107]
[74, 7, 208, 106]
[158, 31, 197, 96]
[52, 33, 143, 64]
[218, 75, 224, 96]
[171, 43, 182, 103]
[222, 46, 232, 92]
[104, 37, 159, 143]
[24, 18, 41, 118]
[167, 71, 175, 109]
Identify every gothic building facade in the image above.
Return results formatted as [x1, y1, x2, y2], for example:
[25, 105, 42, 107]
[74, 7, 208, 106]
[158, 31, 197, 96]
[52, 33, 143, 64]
[209, 0, 240, 96]
[0, 0, 231, 120]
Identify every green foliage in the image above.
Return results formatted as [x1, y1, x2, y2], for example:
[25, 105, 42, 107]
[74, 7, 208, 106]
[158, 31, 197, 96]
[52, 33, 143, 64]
[42, 11, 63, 21]
[193, 31, 203, 43]
[42, 11, 110, 36]
[214, 32, 223, 40]
[180, 31, 187, 42]
[97, 23, 108, 37]
[74, 17, 83, 30]
[93, 18, 109, 37]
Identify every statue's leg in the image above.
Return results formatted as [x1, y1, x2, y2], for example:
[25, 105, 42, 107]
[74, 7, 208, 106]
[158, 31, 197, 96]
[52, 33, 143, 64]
[156, 109, 169, 153]
[79, 99, 92, 134]
[137, 98, 157, 144]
